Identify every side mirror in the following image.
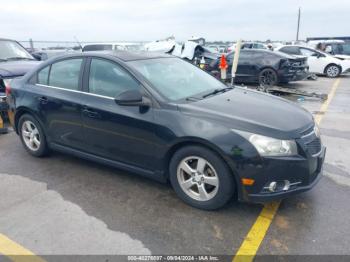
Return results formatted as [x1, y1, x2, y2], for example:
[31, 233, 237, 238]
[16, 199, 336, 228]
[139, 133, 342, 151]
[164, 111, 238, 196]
[114, 89, 151, 107]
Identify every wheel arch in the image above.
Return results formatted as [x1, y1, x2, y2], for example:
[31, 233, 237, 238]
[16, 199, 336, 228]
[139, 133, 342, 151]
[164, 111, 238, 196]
[163, 138, 241, 198]
[14, 107, 42, 134]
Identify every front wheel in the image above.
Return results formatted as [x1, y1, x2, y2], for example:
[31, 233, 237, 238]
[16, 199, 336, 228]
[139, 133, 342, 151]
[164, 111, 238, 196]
[169, 146, 235, 210]
[259, 68, 278, 87]
[325, 64, 341, 78]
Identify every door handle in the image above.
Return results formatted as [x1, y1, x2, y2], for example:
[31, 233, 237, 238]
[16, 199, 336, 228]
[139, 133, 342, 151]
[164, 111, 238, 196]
[38, 96, 48, 104]
[82, 108, 100, 118]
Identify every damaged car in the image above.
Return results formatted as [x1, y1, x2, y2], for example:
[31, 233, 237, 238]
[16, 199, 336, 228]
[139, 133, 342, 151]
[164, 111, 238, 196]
[208, 49, 309, 86]
[0, 38, 40, 118]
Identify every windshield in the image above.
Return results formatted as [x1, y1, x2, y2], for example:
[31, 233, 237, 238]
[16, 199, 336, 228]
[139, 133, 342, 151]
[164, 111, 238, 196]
[129, 58, 226, 101]
[0, 40, 33, 60]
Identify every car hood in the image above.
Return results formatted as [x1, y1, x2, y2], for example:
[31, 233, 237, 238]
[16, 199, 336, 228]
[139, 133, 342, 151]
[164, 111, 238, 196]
[0, 60, 41, 78]
[178, 87, 314, 139]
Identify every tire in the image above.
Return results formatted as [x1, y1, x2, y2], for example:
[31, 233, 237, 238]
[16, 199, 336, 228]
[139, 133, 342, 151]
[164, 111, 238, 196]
[259, 68, 278, 87]
[18, 114, 49, 157]
[325, 64, 341, 78]
[169, 145, 235, 210]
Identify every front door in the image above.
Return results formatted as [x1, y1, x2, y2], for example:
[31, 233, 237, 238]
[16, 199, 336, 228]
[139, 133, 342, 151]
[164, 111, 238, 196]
[299, 48, 327, 74]
[81, 58, 156, 171]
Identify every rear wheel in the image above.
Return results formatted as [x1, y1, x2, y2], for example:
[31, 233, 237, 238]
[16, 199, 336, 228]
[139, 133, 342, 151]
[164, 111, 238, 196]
[325, 64, 341, 78]
[18, 114, 49, 157]
[169, 146, 235, 210]
[259, 68, 278, 87]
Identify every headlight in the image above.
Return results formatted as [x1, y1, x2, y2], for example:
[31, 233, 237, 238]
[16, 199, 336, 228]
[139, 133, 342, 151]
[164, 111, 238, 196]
[234, 129, 298, 157]
[249, 134, 298, 156]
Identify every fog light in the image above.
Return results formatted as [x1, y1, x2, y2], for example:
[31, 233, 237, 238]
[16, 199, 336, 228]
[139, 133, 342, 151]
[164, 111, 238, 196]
[283, 180, 290, 191]
[268, 182, 277, 192]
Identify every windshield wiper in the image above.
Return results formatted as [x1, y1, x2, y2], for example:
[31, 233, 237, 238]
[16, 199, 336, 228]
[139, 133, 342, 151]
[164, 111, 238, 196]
[185, 96, 203, 102]
[6, 57, 34, 61]
[202, 86, 234, 98]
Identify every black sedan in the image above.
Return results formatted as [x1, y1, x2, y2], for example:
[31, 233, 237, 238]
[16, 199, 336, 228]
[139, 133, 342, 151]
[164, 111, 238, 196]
[208, 49, 309, 86]
[7, 51, 325, 210]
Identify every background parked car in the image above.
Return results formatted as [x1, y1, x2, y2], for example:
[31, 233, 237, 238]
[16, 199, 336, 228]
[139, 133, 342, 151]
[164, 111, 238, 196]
[324, 42, 350, 60]
[208, 49, 308, 86]
[227, 42, 268, 52]
[205, 45, 228, 53]
[0, 38, 40, 124]
[82, 42, 144, 52]
[31, 49, 74, 61]
[0, 38, 40, 95]
[276, 45, 350, 77]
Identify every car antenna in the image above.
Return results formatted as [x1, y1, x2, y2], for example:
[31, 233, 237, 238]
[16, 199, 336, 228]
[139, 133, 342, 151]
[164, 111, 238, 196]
[74, 36, 83, 51]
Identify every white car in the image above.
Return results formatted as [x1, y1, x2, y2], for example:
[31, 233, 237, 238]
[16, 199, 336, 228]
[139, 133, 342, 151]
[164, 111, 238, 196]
[82, 42, 143, 52]
[276, 45, 350, 77]
[308, 40, 350, 60]
[227, 42, 267, 53]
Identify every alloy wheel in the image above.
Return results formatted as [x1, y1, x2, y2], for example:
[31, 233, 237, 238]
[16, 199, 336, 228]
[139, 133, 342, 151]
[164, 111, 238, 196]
[326, 66, 340, 77]
[21, 120, 41, 151]
[177, 156, 219, 201]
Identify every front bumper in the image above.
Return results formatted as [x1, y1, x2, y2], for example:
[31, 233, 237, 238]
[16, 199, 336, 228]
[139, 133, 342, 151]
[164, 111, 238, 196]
[238, 137, 326, 203]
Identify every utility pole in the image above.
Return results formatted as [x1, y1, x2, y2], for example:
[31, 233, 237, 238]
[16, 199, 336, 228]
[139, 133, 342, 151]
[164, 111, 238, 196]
[296, 7, 301, 42]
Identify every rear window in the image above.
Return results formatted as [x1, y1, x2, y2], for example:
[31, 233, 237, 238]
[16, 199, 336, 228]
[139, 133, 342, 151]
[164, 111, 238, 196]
[48, 59, 83, 90]
[280, 46, 300, 55]
[37, 66, 50, 85]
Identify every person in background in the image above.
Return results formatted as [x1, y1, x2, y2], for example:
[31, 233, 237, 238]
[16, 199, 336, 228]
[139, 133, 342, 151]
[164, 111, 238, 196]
[316, 42, 326, 52]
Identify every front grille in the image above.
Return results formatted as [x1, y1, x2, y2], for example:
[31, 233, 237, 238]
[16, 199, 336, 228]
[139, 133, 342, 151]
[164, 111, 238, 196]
[305, 137, 321, 156]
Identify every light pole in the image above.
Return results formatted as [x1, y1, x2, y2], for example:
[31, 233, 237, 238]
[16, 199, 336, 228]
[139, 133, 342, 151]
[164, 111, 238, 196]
[296, 7, 301, 42]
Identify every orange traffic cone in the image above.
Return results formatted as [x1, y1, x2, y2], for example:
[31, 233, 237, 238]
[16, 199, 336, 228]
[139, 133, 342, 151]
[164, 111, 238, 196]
[219, 55, 228, 80]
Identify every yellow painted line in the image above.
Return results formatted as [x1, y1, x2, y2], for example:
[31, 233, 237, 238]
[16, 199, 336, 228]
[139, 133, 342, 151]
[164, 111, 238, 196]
[315, 78, 341, 125]
[233, 202, 280, 262]
[0, 233, 45, 262]
[232, 78, 341, 262]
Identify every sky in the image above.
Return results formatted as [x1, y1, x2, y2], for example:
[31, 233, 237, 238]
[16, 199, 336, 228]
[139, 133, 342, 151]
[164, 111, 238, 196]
[1, 0, 349, 43]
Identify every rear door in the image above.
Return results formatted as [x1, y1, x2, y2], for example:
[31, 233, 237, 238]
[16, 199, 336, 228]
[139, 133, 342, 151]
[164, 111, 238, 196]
[80, 57, 156, 171]
[31, 58, 86, 149]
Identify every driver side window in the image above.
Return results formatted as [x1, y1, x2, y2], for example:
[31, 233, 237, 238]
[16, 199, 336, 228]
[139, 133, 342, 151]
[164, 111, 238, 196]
[88, 59, 140, 98]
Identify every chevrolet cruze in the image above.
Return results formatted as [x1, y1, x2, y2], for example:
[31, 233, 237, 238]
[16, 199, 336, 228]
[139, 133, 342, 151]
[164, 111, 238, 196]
[6, 51, 325, 210]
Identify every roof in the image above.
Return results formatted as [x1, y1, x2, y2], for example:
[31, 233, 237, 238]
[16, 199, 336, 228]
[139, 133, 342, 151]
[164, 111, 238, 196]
[0, 38, 17, 42]
[82, 50, 173, 61]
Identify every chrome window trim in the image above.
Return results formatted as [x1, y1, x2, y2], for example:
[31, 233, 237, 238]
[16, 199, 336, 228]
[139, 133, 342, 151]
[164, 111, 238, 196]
[35, 84, 115, 100]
